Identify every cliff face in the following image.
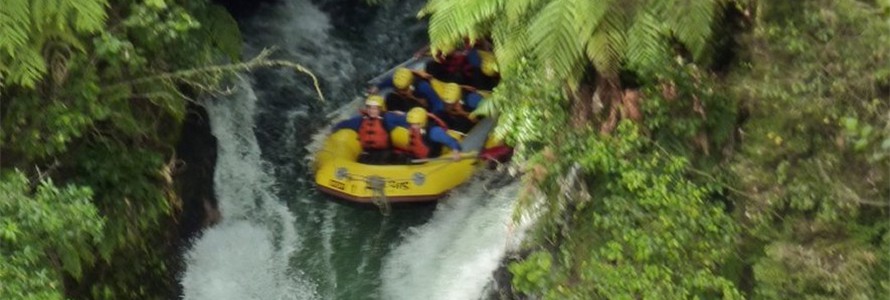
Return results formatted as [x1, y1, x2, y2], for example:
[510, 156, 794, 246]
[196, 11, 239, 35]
[167, 103, 219, 297]
[175, 103, 219, 242]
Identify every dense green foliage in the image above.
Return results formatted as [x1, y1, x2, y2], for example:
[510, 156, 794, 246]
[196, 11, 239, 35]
[1, 0, 241, 298]
[727, 0, 890, 298]
[490, 57, 742, 299]
[425, 0, 889, 298]
[506, 124, 741, 299]
[0, 172, 104, 300]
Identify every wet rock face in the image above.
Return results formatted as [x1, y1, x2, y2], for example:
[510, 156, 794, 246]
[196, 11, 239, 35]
[486, 251, 523, 300]
[486, 247, 541, 300]
[487, 263, 516, 299]
[175, 103, 219, 241]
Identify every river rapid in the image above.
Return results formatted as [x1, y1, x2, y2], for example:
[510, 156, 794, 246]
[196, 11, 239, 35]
[180, 1, 523, 299]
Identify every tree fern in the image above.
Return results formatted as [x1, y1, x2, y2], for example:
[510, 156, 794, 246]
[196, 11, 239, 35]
[625, 8, 669, 74]
[0, 0, 109, 88]
[0, 0, 30, 53]
[421, 0, 727, 86]
[662, 0, 722, 60]
[490, 18, 529, 76]
[67, 0, 108, 32]
[426, 0, 502, 55]
[426, 0, 472, 54]
[529, 0, 584, 85]
[505, 0, 546, 24]
[583, 1, 629, 79]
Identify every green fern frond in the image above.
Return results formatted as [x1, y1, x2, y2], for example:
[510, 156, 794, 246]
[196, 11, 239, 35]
[427, 1, 467, 54]
[0, 0, 108, 88]
[490, 20, 529, 77]
[505, 0, 545, 24]
[0, 0, 31, 54]
[666, 0, 721, 59]
[575, 0, 612, 40]
[428, 0, 501, 55]
[626, 10, 668, 73]
[6, 48, 48, 88]
[452, 0, 500, 44]
[587, 29, 618, 77]
[529, 0, 583, 85]
[31, 0, 50, 31]
[467, 0, 502, 22]
[38, 28, 87, 52]
[584, 4, 631, 78]
[418, 0, 449, 18]
[69, 0, 109, 32]
[423, 0, 726, 88]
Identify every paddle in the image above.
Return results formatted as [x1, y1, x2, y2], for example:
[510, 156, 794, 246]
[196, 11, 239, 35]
[366, 56, 429, 85]
[410, 151, 478, 164]
[407, 117, 495, 163]
[457, 117, 496, 153]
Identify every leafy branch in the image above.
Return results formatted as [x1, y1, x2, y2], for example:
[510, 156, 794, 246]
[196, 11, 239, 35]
[104, 48, 325, 102]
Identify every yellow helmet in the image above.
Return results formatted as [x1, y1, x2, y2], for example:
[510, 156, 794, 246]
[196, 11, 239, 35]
[481, 60, 499, 77]
[478, 51, 499, 76]
[406, 107, 428, 126]
[390, 126, 410, 149]
[365, 94, 385, 110]
[393, 68, 415, 90]
[443, 82, 462, 103]
[432, 80, 462, 104]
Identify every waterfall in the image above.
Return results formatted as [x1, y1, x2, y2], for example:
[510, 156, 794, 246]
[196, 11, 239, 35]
[181, 80, 316, 300]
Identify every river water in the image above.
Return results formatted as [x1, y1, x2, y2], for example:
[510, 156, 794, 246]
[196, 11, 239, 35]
[181, 1, 522, 299]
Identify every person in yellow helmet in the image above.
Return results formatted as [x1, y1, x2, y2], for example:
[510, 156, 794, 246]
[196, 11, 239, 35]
[373, 67, 432, 112]
[426, 80, 462, 113]
[332, 95, 402, 164]
[392, 67, 416, 90]
[437, 87, 486, 133]
[397, 107, 462, 161]
[466, 48, 500, 90]
[376, 67, 464, 117]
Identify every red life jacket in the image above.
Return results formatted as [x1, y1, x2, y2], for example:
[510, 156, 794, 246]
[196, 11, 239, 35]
[407, 114, 450, 159]
[444, 51, 469, 75]
[358, 115, 389, 150]
[408, 127, 430, 159]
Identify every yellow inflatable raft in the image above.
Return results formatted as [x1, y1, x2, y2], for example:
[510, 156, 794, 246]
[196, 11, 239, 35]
[314, 118, 495, 203]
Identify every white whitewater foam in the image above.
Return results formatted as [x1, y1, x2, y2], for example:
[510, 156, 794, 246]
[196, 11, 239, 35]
[181, 79, 315, 300]
[380, 175, 521, 300]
